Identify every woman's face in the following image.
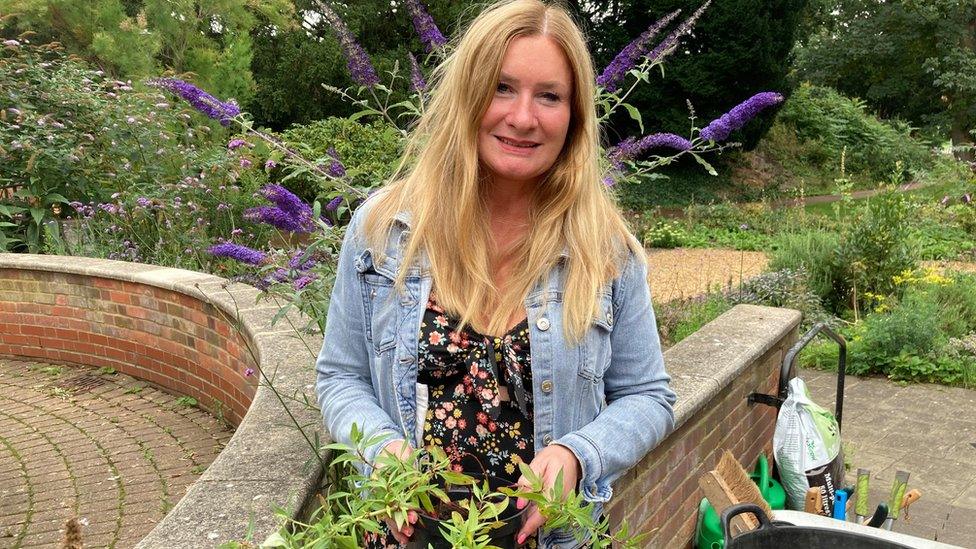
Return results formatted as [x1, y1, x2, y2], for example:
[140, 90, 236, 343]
[477, 34, 573, 189]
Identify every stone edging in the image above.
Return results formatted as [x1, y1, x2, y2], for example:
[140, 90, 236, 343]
[0, 254, 323, 547]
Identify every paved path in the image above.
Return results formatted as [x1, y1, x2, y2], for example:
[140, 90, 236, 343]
[802, 367, 976, 547]
[0, 359, 233, 548]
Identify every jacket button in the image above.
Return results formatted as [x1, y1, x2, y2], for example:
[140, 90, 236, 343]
[535, 317, 550, 331]
[543, 434, 553, 445]
[606, 311, 613, 326]
[541, 380, 553, 393]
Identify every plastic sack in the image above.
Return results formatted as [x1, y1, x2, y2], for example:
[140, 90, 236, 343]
[773, 377, 844, 514]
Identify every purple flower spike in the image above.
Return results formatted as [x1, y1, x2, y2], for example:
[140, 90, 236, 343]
[293, 275, 316, 290]
[289, 249, 319, 271]
[147, 78, 240, 126]
[228, 139, 246, 150]
[261, 184, 313, 221]
[245, 206, 314, 233]
[404, 0, 447, 52]
[314, 0, 380, 87]
[408, 53, 427, 93]
[608, 132, 692, 169]
[326, 147, 346, 178]
[325, 195, 343, 211]
[597, 10, 681, 92]
[699, 92, 784, 142]
[648, 1, 712, 64]
[208, 242, 267, 265]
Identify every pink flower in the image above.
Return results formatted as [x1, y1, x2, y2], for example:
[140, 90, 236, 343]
[244, 367, 255, 377]
[428, 332, 443, 345]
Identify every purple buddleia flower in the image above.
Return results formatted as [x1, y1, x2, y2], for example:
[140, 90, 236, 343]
[325, 196, 344, 211]
[208, 242, 267, 265]
[608, 133, 692, 169]
[597, 10, 680, 92]
[699, 92, 784, 142]
[293, 275, 316, 290]
[648, 1, 711, 64]
[264, 159, 278, 170]
[403, 0, 447, 52]
[326, 147, 346, 177]
[227, 139, 246, 150]
[289, 249, 319, 271]
[313, 0, 380, 87]
[147, 78, 240, 126]
[408, 53, 427, 93]
[261, 184, 313, 222]
[244, 205, 315, 233]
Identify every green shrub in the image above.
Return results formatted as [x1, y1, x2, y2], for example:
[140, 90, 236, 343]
[643, 220, 686, 248]
[773, 84, 930, 183]
[0, 40, 225, 251]
[838, 190, 918, 309]
[279, 117, 402, 203]
[731, 268, 833, 329]
[655, 292, 733, 348]
[769, 231, 844, 307]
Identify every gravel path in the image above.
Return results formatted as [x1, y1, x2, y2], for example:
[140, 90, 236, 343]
[646, 248, 769, 302]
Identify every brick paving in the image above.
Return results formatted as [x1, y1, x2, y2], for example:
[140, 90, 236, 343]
[0, 359, 233, 548]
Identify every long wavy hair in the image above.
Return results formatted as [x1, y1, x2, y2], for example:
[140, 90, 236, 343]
[364, 0, 643, 341]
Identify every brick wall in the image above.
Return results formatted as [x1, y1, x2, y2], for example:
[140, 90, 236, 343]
[0, 268, 258, 425]
[608, 304, 801, 547]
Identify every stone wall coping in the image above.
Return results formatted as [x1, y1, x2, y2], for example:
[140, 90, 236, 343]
[0, 254, 323, 547]
[663, 303, 802, 430]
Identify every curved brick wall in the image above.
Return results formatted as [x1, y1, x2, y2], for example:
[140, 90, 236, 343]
[0, 254, 323, 547]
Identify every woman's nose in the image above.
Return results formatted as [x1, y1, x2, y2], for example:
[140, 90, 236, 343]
[505, 96, 537, 130]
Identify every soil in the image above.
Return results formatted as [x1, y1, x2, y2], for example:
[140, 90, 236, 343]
[646, 247, 769, 303]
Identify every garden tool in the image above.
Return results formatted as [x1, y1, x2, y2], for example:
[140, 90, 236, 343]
[883, 470, 910, 530]
[854, 468, 870, 523]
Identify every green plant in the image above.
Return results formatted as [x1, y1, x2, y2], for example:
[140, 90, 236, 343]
[97, 366, 117, 375]
[278, 118, 403, 205]
[655, 292, 733, 348]
[769, 231, 843, 307]
[838, 189, 919, 314]
[642, 220, 686, 248]
[174, 396, 198, 408]
[262, 426, 643, 549]
[731, 268, 834, 329]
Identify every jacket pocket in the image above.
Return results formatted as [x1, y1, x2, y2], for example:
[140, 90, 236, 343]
[579, 293, 614, 381]
[356, 249, 398, 353]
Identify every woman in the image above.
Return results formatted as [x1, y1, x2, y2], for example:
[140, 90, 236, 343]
[315, 1, 676, 547]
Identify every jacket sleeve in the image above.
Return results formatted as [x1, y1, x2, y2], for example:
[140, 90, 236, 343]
[555, 252, 676, 502]
[315, 207, 405, 477]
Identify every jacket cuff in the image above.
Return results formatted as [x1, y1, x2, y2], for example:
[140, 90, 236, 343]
[361, 431, 406, 478]
[554, 432, 612, 503]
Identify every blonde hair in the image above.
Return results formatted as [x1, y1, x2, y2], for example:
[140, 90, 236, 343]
[364, 0, 643, 341]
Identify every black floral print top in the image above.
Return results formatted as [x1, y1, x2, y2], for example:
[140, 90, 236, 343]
[417, 293, 535, 478]
[364, 293, 536, 549]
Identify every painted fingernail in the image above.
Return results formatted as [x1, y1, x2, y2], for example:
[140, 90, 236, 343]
[517, 533, 526, 544]
[516, 498, 525, 510]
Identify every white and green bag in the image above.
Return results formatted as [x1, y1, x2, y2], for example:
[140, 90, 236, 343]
[773, 377, 844, 514]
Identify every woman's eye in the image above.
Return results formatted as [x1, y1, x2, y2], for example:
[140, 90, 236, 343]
[496, 83, 512, 94]
[541, 92, 561, 102]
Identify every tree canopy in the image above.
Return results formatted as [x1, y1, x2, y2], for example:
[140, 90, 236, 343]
[795, 0, 976, 159]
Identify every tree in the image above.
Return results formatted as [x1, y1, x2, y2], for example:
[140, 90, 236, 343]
[248, 0, 482, 129]
[795, 0, 976, 161]
[579, 0, 807, 149]
[1, 0, 293, 104]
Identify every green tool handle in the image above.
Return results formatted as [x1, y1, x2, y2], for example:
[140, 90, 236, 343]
[888, 471, 910, 520]
[855, 468, 870, 516]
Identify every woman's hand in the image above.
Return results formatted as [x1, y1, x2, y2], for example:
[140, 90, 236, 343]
[376, 439, 418, 544]
[515, 444, 581, 545]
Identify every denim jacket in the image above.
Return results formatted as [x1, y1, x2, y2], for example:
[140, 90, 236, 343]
[315, 200, 676, 548]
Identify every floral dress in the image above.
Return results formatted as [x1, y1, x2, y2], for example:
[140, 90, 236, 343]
[365, 293, 537, 548]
